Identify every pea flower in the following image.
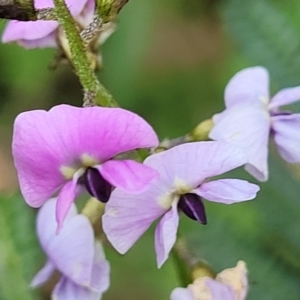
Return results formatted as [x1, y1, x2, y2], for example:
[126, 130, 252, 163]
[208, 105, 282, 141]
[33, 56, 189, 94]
[2, 0, 94, 48]
[209, 66, 300, 181]
[12, 104, 158, 230]
[31, 198, 110, 300]
[103, 142, 259, 267]
[171, 261, 248, 300]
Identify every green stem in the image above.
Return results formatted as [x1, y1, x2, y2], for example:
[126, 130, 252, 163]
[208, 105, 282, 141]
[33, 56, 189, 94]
[53, 0, 118, 107]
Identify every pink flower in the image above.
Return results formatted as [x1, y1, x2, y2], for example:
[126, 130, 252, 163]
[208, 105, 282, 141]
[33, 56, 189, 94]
[12, 104, 158, 230]
[103, 142, 259, 267]
[2, 0, 94, 48]
[31, 198, 110, 300]
[210, 66, 300, 181]
[171, 261, 248, 300]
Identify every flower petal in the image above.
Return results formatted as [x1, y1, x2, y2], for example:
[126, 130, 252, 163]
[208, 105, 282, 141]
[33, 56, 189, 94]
[269, 86, 300, 109]
[145, 141, 248, 189]
[53, 277, 102, 300]
[56, 178, 81, 232]
[195, 179, 259, 204]
[12, 105, 158, 207]
[272, 114, 300, 163]
[170, 288, 194, 300]
[210, 105, 270, 181]
[30, 260, 56, 288]
[102, 187, 165, 254]
[89, 242, 110, 293]
[155, 202, 179, 268]
[98, 160, 158, 192]
[224, 66, 270, 108]
[37, 199, 95, 287]
[205, 279, 235, 300]
[225, 67, 269, 108]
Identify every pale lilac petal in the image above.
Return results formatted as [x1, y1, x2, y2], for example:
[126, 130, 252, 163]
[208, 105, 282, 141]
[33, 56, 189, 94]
[272, 114, 300, 163]
[144, 141, 248, 189]
[2, 20, 58, 45]
[269, 86, 300, 109]
[30, 260, 55, 288]
[170, 288, 194, 300]
[155, 202, 179, 268]
[224, 66, 269, 108]
[98, 160, 158, 192]
[103, 187, 165, 254]
[12, 105, 158, 207]
[205, 279, 235, 300]
[53, 277, 102, 300]
[35, 0, 88, 15]
[56, 178, 80, 232]
[195, 179, 259, 204]
[210, 105, 270, 181]
[89, 242, 110, 293]
[37, 199, 95, 287]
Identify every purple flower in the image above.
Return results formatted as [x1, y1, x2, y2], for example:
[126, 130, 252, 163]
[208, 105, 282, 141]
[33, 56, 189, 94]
[2, 0, 94, 48]
[171, 261, 248, 300]
[103, 142, 259, 267]
[31, 198, 110, 300]
[12, 104, 158, 230]
[210, 66, 300, 181]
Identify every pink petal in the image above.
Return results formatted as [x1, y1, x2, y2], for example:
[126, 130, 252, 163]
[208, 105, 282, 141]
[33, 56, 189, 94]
[37, 199, 95, 287]
[210, 105, 270, 181]
[195, 179, 259, 204]
[12, 105, 158, 207]
[225, 66, 270, 108]
[89, 242, 110, 293]
[56, 178, 81, 232]
[170, 288, 194, 300]
[53, 277, 103, 300]
[155, 202, 179, 268]
[98, 160, 158, 192]
[269, 86, 300, 109]
[30, 260, 55, 288]
[272, 114, 300, 163]
[102, 187, 165, 254]
[145, 141, 248, 188]
[35, 0, 89, 15]
[205, 279, 235, 300]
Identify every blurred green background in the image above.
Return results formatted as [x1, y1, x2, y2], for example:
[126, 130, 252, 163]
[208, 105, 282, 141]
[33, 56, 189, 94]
[1, 0, 300, 299]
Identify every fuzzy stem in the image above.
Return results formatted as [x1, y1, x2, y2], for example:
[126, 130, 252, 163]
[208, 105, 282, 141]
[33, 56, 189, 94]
[53, 0, 118, 107]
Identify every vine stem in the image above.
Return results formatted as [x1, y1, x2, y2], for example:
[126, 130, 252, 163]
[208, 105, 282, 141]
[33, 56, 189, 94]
[53, 0, 118, 107]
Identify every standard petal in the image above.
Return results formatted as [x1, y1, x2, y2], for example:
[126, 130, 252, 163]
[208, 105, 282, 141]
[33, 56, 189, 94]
[144, 141, 248, 189]
[37, 199, 95, 287]
[30, 260, 56, 288]
[195, 179, 259, 204]
[170, 288, 194, 300]
[224, 66, 270, 108]
[12, 105, 158, 207]
[56, 178, 81, 232]
[89, 242, 110, 293]
[269, 86, 300, 109]
[155, 202, 179, 268]
[210, 105, 270, 181]
[53, 277, 102, 300]
[272, 114, 300, 163]
[98, 160, 158, 192]
[102, 187, 165, 254]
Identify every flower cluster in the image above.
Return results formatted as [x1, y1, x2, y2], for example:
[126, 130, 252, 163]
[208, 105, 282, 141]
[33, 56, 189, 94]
[4, 2, 300, 295]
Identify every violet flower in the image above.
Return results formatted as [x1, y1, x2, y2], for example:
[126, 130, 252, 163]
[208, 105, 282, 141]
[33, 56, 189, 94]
[12, 104, 158, 230]
[31, 198, 110, 300]
[210, 66, 300, 181]
[103, 142, 259, 267]
[2, 0, 94, 48]
[171, 261, 248, 300]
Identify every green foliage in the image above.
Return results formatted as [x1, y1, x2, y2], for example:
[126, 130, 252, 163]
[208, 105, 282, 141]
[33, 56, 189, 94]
[0, 194, 42, 300]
